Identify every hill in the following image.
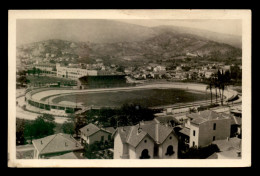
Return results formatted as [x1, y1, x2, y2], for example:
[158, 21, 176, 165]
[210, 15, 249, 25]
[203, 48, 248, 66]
[17, 31, 242, 67]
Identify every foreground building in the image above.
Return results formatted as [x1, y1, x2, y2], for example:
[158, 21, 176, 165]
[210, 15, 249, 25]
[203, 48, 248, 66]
[209, 137, 241, 159]
[79, 123, 113, 145]
[113, 121, 179, 159]
[186, 110, 231, 148]
[32, 133, 84, 159]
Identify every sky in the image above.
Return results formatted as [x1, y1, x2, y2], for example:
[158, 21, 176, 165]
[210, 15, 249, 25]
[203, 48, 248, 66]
[16, 19, 242, 46]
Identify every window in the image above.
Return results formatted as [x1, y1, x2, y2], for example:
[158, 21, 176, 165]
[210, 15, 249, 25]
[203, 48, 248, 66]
[193, 130, 196, 136]
[165, 145, 175, 156]
[213, 123, 216, 130]
[169, 136, 172, 140]
[193, 141, 195, 147]
[140, 149, 150, 159]
[101, 136, 104, 141]
[144, 139, 147, 143]
[213, 136, 215, 141]
[108, 135, 111, 141]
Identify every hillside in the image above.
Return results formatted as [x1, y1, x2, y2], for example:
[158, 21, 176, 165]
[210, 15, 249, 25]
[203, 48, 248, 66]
[153, 25, 242, 48]
[17, 20, 241, 48]
[17, 20, 158, 46]
[17, 30, 242, 67]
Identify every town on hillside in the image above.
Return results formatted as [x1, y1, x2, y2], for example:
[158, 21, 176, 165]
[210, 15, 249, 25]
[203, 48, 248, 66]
[15, 18, 243, 160]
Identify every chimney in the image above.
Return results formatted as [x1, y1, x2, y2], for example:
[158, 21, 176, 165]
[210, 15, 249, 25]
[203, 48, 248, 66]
[137, 122, 142, 134]
[65, 142, 68, 147]
[41, 140, 43, 145]
[226, 137, 229, 141]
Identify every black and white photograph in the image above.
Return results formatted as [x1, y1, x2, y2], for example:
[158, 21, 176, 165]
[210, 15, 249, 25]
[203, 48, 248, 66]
[8, 10, 251, 167]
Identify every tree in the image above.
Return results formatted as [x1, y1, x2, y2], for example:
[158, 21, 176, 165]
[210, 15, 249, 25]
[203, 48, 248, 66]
[17, 75, 28, 86]
[116, 66, 125, 73]
[61, 121, 75, 135]
[206, 79, 213, 105]
[36, 68, 41, 77]
[117, 103, 155, 126]
[84, 143, 100, 159]
[210, 73, 219, 104]
[16, 118, 26, 145]
[24, 115, 56, 142]
[32, 67, 36, 76]
[217, 69, 231, 105]
[74, 115, 87, 137]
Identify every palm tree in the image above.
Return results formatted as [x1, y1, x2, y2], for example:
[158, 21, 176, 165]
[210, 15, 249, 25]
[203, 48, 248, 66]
[211, 73, 219, 104]
[218, 69, 230, 106]
[206, 78, 213, 105]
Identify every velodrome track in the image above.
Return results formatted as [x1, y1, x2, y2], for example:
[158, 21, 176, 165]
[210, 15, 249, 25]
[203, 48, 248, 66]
[18, 82, 240, 124]
[30, 82, 239, 107]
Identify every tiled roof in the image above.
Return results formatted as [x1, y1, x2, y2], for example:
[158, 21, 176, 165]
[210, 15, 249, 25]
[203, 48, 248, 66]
[103, 127, 116, 134]
[187, 110, 230, 125]
[80, 123, 111, 137]
[179, 127, 190, 136]
[207, 152, 218, 159]
[48, 152, 79, 159]
[212, 137, 241, 152]
[155, 115, 180, 124]
[217, 149, 241, 159]
[116, 122, 175, 148]
[32, 133, 83, 155]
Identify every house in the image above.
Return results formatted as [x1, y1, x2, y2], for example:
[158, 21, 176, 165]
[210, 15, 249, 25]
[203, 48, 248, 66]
[113, 121, 179, 159]
[185, 110, 231, 148]
[32, 133, 84, 159]
[79, 123, 113, 145]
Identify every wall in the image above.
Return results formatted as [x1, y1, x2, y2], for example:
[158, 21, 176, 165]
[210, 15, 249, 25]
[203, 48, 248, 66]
[113, 132, 124, 159]
[88, 130, 111, 145]
[159, 133, 178, 159]
[189, 124, 199, 148]
[128, 145, 136, 159]
[198, 119, 231, 147]
[135, 136, 154, 159]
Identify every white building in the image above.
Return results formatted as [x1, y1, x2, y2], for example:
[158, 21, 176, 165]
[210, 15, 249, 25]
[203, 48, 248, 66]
[186, 110, 231, 148]
[56, 63, 98, 79]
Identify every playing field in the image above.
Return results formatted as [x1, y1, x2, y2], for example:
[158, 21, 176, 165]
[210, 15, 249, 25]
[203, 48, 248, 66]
[51, 88, 211, 108]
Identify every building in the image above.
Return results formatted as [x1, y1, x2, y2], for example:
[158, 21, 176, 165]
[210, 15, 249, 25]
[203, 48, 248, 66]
[56, 63, 97, 79]
[210, 137, 241, 159]
[32, 133, 84, 159]
[79, 123, 113, 145]
[185, 110, 231, 148]
[77, 74, 127, 89]
[113, 121, 179, 159]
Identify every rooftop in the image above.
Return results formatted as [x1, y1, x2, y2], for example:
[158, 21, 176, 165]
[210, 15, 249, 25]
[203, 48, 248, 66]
[80, 123, 112, 137]
[48, 152, 79, 159]
[187, 110, 230, 125]
[32, 133, 83, 155]
[115, 122, 175, 148]
[212, 137, 241, 152]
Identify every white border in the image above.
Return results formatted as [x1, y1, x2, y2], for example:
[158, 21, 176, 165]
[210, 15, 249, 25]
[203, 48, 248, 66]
[8, 9, 251, 167]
